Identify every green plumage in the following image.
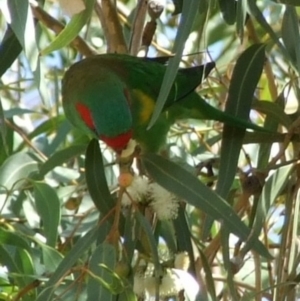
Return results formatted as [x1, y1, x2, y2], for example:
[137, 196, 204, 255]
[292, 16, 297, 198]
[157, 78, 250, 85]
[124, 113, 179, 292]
[62, 54, 267, 152]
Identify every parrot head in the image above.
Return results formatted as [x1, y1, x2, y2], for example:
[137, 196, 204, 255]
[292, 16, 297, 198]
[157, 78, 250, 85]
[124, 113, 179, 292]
[62, 62, 133, 152]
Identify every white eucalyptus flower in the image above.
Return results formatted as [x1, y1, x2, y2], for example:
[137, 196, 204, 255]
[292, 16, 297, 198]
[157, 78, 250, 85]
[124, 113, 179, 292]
[174, 252, 190, 271]
[121, 176, 149, 206]
[149, 183, 179, 220]
[160, 270, 183, 297]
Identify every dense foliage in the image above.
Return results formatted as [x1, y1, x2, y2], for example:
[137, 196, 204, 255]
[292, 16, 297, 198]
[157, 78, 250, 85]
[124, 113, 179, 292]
[0, 0, 300, 300]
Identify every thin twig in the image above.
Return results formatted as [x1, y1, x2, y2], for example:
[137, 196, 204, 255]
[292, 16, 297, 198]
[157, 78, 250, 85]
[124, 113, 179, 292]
[94, 0, 128, 53]
[129, 0, 148, 55]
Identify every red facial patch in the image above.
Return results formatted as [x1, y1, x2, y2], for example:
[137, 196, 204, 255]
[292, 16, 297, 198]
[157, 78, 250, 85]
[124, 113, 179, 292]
[76, 103, 94, 129]
[100, 130, 132, 151]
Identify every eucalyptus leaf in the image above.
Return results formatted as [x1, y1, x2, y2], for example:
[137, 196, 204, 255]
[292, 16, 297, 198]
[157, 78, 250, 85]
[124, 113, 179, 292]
[35, 227, 100, 301]
[217, 43, 266, 197]
[0, 26, 22, 77]
[142, 153, 271, 258]
[219, 0, 236, 25]
[39, 144, 87, 177]
[33, 182, 61, 247]
[41, 0, 96, 55]
[0, 0, 38, 71]
[85, 139, 114, 215]
[87, 242, 117, 301]
[147, 0, 201, 129]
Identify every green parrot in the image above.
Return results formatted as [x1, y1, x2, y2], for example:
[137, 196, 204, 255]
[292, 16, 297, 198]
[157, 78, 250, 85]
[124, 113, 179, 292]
[62, 54, 267, 153]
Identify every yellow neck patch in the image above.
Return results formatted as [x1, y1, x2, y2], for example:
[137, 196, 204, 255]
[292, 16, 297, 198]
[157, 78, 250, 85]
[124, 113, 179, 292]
[132, 89, 156, 124]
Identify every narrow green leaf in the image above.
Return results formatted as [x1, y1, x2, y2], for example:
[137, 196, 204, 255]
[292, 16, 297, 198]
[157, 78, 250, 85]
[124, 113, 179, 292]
[135, 211, 162, 269]
[0, 228, 31, 251]
[0, 246, 28, 289]
[14, 249, 35, 294]
[0, 117, 13, 166]
[156, 220, 176, 254]
[253, 99, 292, 129]
[171, 0, 183, 14]
[173, 207, 195, 274]
[39, 144, 87, 177]
[262, 165, 293, 209]
[221, 229, 239, 299]
[0, 152, 38, 190]
[16, 115, 66, 152]
[219, 0, 236, 25]
[242, 164, 293, 255]
[33, 182, 61, 247]
[213, 44, 266, 258]
[41, 0, 96, 55]
[4, 108, 36, 118]
[0, 98, 8, 157]
[0, 26, 22, 77]
[142, 153, 271, 258]
[26, 115, 65, 139]
[227, 44, 266, 124]
[87, 243, 117, 301]
[36, 227, 100, 301]
[85, 139, 114, 214]
[0, 0, 38, 70]
[38, 242, 63, 273]
[247, 1, 289, 62]
[282, 6, 300, 73]
[203, 45, 267, 238]
[147, 0, 201, 129]
[199, 249, 217, 301]
[257, 94, 286, 168]
[216, 43, 266, 198]
[46, 120, 73, 156]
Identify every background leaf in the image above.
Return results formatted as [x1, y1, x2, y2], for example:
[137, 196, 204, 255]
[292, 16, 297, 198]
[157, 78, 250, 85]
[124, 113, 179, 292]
[33, 182, 61, 247]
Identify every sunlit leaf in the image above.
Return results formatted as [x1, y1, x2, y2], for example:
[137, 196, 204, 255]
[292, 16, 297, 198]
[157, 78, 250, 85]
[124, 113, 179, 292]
[41, 0, 96, 55]
[0, 0, 38, 70]
[0, 152, 38, 191]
